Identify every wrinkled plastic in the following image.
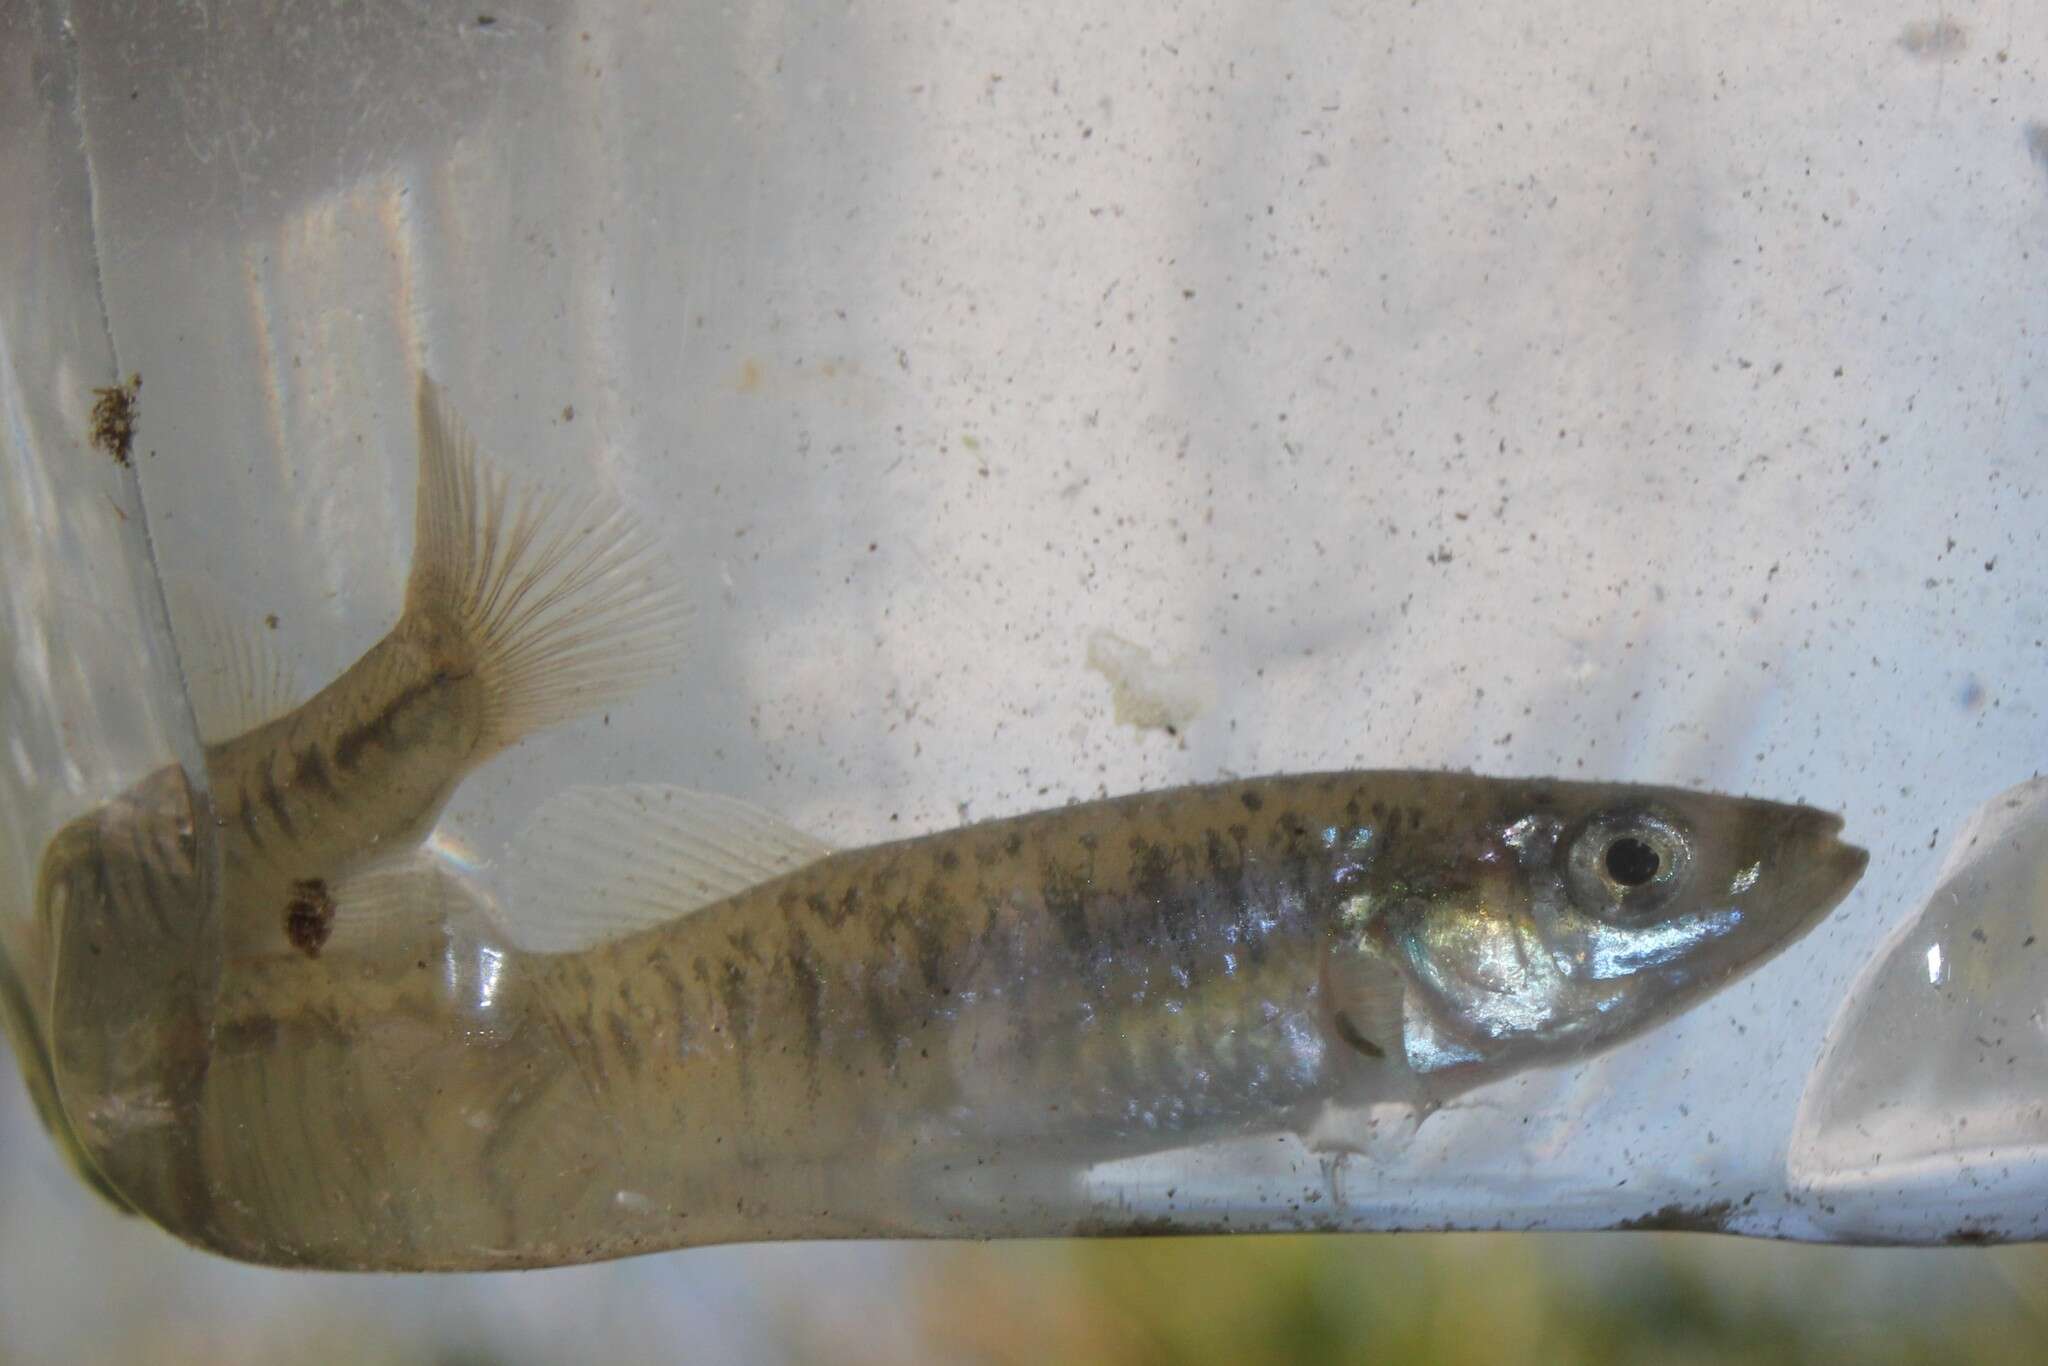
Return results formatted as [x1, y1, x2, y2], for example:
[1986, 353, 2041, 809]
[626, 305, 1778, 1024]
[1794, 778, 2048, 1244]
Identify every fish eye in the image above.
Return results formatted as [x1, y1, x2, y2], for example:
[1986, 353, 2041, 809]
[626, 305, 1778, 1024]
[1604, 837, 1662, 886]
[1566, 809, 1692, 921]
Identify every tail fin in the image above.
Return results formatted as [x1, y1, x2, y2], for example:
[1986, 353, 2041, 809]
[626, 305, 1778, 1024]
[407, 374, 686, 753]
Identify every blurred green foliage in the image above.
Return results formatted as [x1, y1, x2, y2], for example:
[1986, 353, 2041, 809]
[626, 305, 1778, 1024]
[866, 1235, 2048, 1366]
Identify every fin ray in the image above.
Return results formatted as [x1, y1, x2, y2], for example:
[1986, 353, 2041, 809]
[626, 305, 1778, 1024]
[495, 783, 833, 951]
[167, 577, 302, 744]
[409, 375, 687, 754]
[1320, 935, 1410, 1069]
[320, 853, 481, 960]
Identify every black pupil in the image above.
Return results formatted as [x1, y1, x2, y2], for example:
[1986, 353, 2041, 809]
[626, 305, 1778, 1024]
[1605, 837, 1662, 887]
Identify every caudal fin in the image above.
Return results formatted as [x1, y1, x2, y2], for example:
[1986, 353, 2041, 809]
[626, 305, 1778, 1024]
[407, 374, 687, 754]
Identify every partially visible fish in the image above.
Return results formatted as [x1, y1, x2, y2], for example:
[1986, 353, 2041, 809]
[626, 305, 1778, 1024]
[198, 378, 681, 963]
[20, 374, 682, 1230]
[10, 377, 1868, 1270]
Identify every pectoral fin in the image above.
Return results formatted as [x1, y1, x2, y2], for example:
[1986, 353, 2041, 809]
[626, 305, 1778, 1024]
[1318, 938, 1409, 1069]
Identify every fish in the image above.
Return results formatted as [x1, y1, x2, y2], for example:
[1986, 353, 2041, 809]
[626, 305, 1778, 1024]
[12, 378, 1869, 1270]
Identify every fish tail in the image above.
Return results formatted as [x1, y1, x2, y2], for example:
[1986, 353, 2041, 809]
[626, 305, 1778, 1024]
[406, 373, 687, 755]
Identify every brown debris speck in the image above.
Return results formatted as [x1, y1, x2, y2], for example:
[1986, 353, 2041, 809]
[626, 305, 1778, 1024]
[1946, 1226, 2000, 1246]
[1614, 1200, 1735, 1234]
[1070, 1215, 1202, 1238]
[284, 877, 336, 957]
[89, 373, 141, 466]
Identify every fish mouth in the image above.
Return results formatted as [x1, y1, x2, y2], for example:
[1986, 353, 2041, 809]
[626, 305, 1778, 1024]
[1682, 806, 1865, 998]
[1806, 809, 1846, 839]
[1773, 807, 1868, 939]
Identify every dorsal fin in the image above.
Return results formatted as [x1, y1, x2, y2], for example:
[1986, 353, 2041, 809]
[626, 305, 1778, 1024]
[493, 783, 833, 952]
